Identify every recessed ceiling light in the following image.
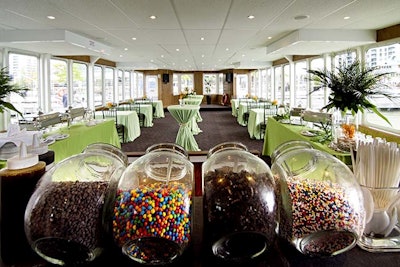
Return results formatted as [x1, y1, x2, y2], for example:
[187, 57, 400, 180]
[124, 48, 128, 51]
[161, 55, 164, 58]
[119, 55, 123, 57]
[225, 48, 229, 51]
[248, 15, 255, 19]
[242, 54, 246, 57]
[201, 54, 205, 58]
[200, 37, 205, 41]
[149, 15, 157, 20]
[294, 15, 310, 20]
[132, 37, 137, 40]
[150, 59, 154, 62]
[344, 16, 350, 20]
[47, 15, 55, 20]
[268, 36, 272, 40]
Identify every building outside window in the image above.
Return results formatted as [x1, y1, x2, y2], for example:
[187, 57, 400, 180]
[364, 42, 400, 132]
[71, 62, 88, 108]
[93, 65, 103, 107]
[50, 58, 68, 112]
[8, 53, 39, 116]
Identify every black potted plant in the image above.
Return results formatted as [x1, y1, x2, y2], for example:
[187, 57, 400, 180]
[0, 67, 28, 117]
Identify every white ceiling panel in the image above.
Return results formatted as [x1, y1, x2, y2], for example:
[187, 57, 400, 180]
[0, 0, 399, 70]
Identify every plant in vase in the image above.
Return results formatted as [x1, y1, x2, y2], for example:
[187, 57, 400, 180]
[308, 60, 394, 150]
[0, 67, 29, 117]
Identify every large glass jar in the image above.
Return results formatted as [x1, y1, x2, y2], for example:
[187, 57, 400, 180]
[24, 150, 126, 265]
[271, 145, 365, 257]
[203, 142, 277, 262]
[112, 143, 193, 265]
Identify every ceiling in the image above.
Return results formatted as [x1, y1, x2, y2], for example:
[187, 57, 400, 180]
[0, 0, 399, 71]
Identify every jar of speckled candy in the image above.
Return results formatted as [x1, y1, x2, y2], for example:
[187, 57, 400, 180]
[112, 143, 193, 265]
[24, 150, 126, 265]
[203, 142, 277, 262]
[271, 146, 365, 257]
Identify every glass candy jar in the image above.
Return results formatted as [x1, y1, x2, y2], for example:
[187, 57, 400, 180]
[203, 142, 277, 262]
[271, 146, 365, 257]
[24, 150, 126, 265]
[113, 143, 193, 265]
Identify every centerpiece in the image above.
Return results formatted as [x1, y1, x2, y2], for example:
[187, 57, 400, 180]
[307, 59, 394, 151]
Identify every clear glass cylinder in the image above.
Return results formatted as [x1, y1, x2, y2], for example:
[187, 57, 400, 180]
[112, 143, 193, 265]
[202, 142, 277, 262]
[358, 186, 400, 252]
[271, 146, 365, 257]
[24, 151, 126, 265]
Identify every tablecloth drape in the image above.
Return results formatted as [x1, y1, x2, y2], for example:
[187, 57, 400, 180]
[167, 105, 200, 151]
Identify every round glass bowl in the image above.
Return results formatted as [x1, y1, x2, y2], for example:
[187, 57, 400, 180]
[271, 146, 365, 257]
[112, 143, 193, 265]
[202, 142, 277, 262]
[24, 150, 126, 265]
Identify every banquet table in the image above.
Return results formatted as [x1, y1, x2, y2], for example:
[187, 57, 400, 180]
[262, 117, 351, 164]
[231, 98, 254, 117]
[131, 104, 153, 127]
[237, 102, 272, 126]
[46, 120, 120, 163]
[135, 100, 165, 118]
[184, 97, 203, 122]
[247, 108, 266, 140]
[96, 110, 141, 142]
[167, 105, 200, 151]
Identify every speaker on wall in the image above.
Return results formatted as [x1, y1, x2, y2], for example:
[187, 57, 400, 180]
[226, 72, 233, 83]
[162, 73, 169, 83]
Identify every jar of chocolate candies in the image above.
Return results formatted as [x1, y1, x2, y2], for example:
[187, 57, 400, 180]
[24, 150, 126, 265]
[112, 143, 193, 265]
[271, 146, 365, 257]
[203, 142, 277, 262]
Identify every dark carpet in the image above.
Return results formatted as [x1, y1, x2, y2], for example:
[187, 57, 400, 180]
[121, 108, 265, 154]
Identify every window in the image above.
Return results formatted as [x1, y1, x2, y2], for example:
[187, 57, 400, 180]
[203, 73, 219, 95]
[363, 42, 400, 132]
[260, 69, 268, 100]
[283, 64, 290, 106]
[136, 72, 144, 98]
[71, 62, 87, 108]
[50, 58, 68, 112]
[265, 68, 272, 100]
[236, 74, 248, 98]
[274, 66, 282, 103]
[145, 75, 158, 100]
[124, 71, 131, 100]
[309, 58, 325, 110]
[8, 53, 39, 116]
[118, 70, 123, 101]
[104, 67, 114, 103]
[94, 66, 103, 107]
[294, 61, 308, 108]
[173, 73, 194, 95]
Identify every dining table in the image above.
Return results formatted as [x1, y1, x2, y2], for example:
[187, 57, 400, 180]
[131, 103, 154, 127]
[247, 108, 266, 140]
[96, 110, 141, 142]
[230, 98, 255, 117]
[262, 117, 351, 164]
[184, 96, 203, 122]
[167, 105, 200, 151]
[134, 99, 165, 118]
[46, 119, 120, 163]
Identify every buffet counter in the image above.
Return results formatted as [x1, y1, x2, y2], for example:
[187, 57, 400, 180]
[263, 117, 351, 164]
[46, 120, 120, 163]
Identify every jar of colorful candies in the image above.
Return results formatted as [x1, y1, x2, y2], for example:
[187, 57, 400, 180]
[112, 143, 193, 265]
[24, 149, 126, 265]
[202, 142, 277, 262]
[271, 145, 365, 257]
